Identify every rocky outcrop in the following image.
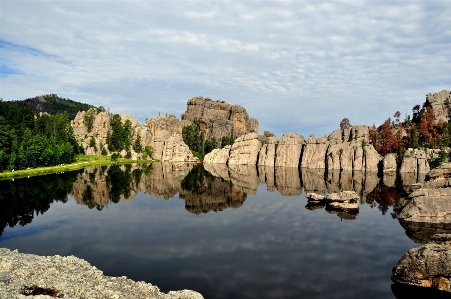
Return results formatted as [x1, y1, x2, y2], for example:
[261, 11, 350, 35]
[392, 234, 451, 293]
[71, 109, 153, 157]
[424, 163, 451, 188]
[397, 188, 451, 223]
[228, 133, 261, 165]
[181, 96, 258, 143]
[203, 146, 231, 164]
[400, 148, 430, 174]
[421, 90, 451, 124]
[151, 130, 198, 162]
[275, 133, 304, 167]
[0, 248, 203, 299]
[300, 135, 329, 169]
[145, 114, 189, 136]
[258, 132, 277, 166]
[326, 191, 360, 210]
[383, 153, 397, 172]
[325, 141, 381, 172]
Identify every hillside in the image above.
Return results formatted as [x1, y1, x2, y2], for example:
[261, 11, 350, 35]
[7, 94, 96, 120]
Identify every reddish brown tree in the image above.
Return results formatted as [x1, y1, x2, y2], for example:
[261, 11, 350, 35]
[340, 118, 352, 130]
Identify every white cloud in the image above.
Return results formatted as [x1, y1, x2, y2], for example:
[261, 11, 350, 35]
[1, 0, 450, 137]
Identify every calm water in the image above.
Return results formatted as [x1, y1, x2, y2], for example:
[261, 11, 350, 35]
[0, 163, 436, 298]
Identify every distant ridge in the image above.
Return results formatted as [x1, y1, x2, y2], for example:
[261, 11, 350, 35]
[7, 94, 96, 120]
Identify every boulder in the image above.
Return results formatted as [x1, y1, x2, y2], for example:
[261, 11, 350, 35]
[392, 241, 451, 292]
[325, 191, 360, 210]
[275, 133, 304, 167]
[228, 132, 261, 165]
[397, 188, 451, 223]
[383, 153, 397, 172]
[424, 163, 451, 188]
[300, 134, 329, 169]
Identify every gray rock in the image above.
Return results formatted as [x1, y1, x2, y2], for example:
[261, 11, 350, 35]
[301, 134, 329, 169]
[397, 188, 451, 223]
[392, 242, 451, 292]
[383, 153, 397, 172]
[0, 248, 204, 299]
[400, 148, 430, 174]
[228, 132, 261, 165]
[275, 133, 304, 167]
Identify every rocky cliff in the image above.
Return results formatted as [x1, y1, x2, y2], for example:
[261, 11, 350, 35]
[181, 96, 258, 143]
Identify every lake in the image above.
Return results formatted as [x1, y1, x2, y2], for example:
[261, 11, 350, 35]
[0, 163, 429, 298]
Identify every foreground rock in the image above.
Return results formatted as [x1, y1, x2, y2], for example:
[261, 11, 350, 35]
[392, 234, 451, 293]
[0, 248, 203, 299]
[397, 188, 451, 223]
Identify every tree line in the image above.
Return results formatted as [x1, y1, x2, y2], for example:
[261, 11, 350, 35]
[0, 101, 79, 171]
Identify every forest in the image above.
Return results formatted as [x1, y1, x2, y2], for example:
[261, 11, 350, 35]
[7, 94, 95, 120]
[0, 100, 80, 171]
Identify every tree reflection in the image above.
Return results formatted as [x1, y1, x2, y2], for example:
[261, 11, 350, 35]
[0, 172, 79, 237]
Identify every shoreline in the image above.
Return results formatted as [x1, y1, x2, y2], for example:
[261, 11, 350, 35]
[0, 248, 203, 299]
[0, 156, 158, 181]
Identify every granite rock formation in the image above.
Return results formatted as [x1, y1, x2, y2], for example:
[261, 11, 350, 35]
[400, 148, 430, 174]
[421, 90, 451, 124]
[228, 132, 261, 165]
[392, 234, 451, 292]
[300, 134, 329, 169]
[181, 96, 258, 143]
[275, 133, 304, 167]
[397, 188, 451, 223]
[383, 153, 397, 172]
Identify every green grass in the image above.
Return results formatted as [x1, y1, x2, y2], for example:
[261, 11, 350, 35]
[0, 155, 157, 180]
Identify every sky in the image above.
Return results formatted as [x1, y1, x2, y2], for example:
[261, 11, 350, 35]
[1, 0, 450, 138]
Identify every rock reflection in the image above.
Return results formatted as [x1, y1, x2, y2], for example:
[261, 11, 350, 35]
[180, 165, 246, 214]
[275, 167, 302, 196]
[398, 220, 451, 244]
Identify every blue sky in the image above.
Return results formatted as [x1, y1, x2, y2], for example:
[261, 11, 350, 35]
[1, 0, 450, 138]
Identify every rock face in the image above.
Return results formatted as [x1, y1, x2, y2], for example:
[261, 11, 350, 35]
[258, 134, 277, 166]
[400, 148, 430, 174]
[301, 135, 329, 169]
[71, 109, 153, 157]
[383, 153, 397, 172]
[151, 130, 197, 162]
[275, 133, 304, 167]
[203, 146, 231, 164]
[181, 96, 258, 143]
[145, 114, 189, 136]
[392, 236, 451, 292]
[421, 90, 451, 124]
[228, 133, 261, 165]
[424, 163, 451, 188]
[397, 188, 451, 223]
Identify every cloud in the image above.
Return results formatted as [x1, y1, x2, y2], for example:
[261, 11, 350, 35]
[1, 0, 450, 137]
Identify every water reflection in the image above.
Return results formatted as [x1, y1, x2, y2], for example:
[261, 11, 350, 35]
[2, 163, 425, 222]
[0, 172, 79, 236]
[180, 165, 246, 214]
[0, 163, 436, 299]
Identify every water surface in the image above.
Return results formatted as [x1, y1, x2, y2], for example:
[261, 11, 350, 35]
[0, 163, 426, 298]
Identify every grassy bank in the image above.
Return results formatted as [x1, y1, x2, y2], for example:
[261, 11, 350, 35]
[0, 155, 156, 180]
